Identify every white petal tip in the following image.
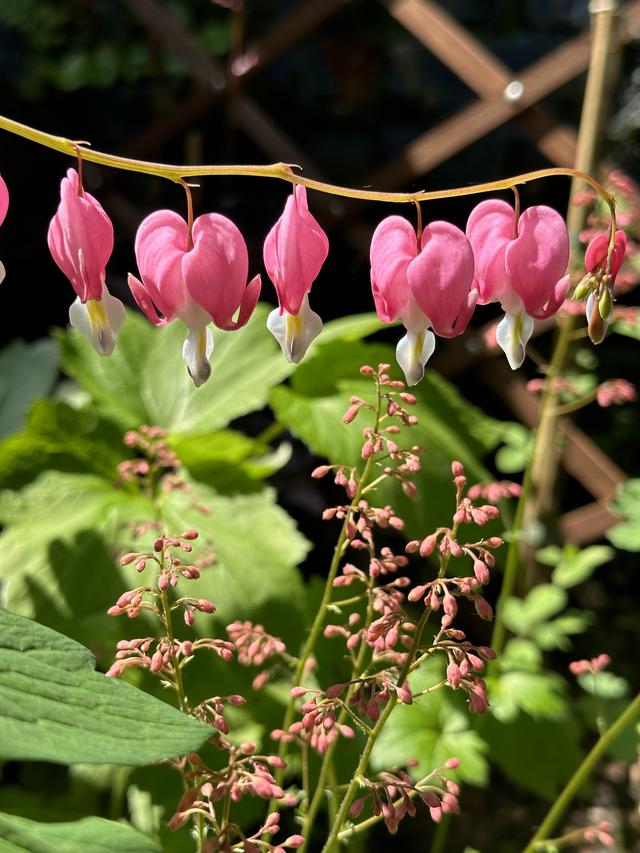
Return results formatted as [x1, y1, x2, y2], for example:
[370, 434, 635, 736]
[69, 287, 126, 356]
[267, 295, 323, 364]
[396, 328, 436, 386]
[182, 325, 214, 387]
[496, 311, 534, 371]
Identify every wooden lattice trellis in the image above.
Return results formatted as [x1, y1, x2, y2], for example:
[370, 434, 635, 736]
[118, 0, 639, 544]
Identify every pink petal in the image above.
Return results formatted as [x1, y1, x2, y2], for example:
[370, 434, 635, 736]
[47, 169, 114, 302]
[369, 216, 417, 323]
[127, 273, 167, 326]
[529, 274, 572, 320]
[465, 199, 514, 304]
[220, 273, 262, 330]
[0, 173, 8, 226]
[263, 185, 329, 316]
[408, 220, 475, 336]
[134, 209, 191, 321]
[183, 213, 250, 328]
[505, 206, 569, 316]
[585, 229, 627, 281]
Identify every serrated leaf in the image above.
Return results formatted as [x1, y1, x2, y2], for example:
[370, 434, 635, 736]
[0, 339, 59, 439]
[270, 340, 503, 536]
[490, 671, 567, 721]
[551, 545, 614, 588]
[577, 671, 629, 699]
[501, 638, 542, 673]
[504, 586, 568, 637]
[531, 611, 591, 651]
[58, 305, 293, 435]
[607, 479, 640, 551]
[0, 610, 210, 764]
[0, 471, 154, 654]
[0, 811, 160, 853]
[371, 662, 488, 786]
[159, 478, 309, 634]
[535, 545, 563, 566]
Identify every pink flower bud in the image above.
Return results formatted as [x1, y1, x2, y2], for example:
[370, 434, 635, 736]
[290, 686, 308, 698]
[474, 596, 493, 621]
[445, 757, 460, 769]
[283, 835, 305, 849]
[120, 552, 138, 565]
[419, 533, 438, 556]
[311, 465, 332, 478]
[451, 461, 465, 478]
[181, 529, 199, 540]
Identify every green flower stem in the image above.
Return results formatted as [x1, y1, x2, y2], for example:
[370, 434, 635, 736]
[0, 112, 616, 218]
[523, 692, 640, 853]
[299, 578, 376, 852]
[270, 384, 383, 808]
[159, 588, 189, 714]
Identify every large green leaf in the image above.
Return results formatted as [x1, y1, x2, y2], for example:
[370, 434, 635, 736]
[0, 609, 210, 764]
[0, 339, 58, 439]
[0, 811, 160, 853]
[270, 340, 505, 537]
[371, 662, 488, 786]
[57, 305, 293, 434]
[159, 477, 309, 634]
[0, 472, 153, 654]
[0, 400, 124, 489]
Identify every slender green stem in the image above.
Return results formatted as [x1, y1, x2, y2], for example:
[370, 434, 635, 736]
[159, 588, 189, 713]
[321, 603, 434, 853]
[270, 384, 384, 810]
[299, 578, 376, 850]
[548, 388, 597, 417]
[523, 692, 640, 853]
[0, 112, 616, 218]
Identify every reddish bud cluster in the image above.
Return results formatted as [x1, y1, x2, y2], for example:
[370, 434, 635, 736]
[273, 696, 355, 754]
[226, 620, 288, 690]
[569, 653, 610, 676]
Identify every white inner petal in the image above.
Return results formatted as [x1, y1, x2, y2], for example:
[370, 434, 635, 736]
[68, 284, 126, 356]
[267, 293, 323, 364]
[0, 260, 5, 285]
[495, 310, 534, 370]
[395, 327, 436, 386]
[182, 324, 214, 387]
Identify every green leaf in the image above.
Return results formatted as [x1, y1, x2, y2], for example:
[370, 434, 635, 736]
[0, 811, 160, 853]
[483, 714, 583, 799]
[501, 638, 542, 673]
[0, 400, 123, 489]
[159, 479, 309, 636]
[58, 305, 293, 434]
[607, 479, 640, 551]
[612, 313, 640, 340]
[270, 339, 504, 537]
[318, 312, 387, 344]
[503, 585, 567, 637]
[0, 471, 154, 653]
[371, 662, 488, 786]
[531, 611, 591, 651]
[0, 610, 210, 764]
[577, 671, 629, 699]
[551, 545, 614, 588]
[170, 429, 290, 493]
[495, 423, 533, 473]
[489, 671, 567, 722]
[0, 339, 59, 439]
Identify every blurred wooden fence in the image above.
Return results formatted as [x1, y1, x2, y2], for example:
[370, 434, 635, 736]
[118, 0, 640, 544]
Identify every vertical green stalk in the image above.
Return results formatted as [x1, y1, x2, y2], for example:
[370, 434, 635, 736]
[523, 693, 640, 852]
[490, 0, 619, 658]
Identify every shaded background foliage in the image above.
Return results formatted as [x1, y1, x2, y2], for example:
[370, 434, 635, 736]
[0, 1, 639, 852]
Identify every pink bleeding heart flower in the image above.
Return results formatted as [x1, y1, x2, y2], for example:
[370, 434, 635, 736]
[263, 185, 329, 363]
[370, 216, 477, 385]
[0, 172, 8, 284]
[47, 168, 125, 356]
[466, 199, 570, 369]
[582, 229, 627, 344]
[128, 209, 261, 386]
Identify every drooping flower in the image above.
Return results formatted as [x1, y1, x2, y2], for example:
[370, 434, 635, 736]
[370, 216, 477, 385]
[47, 168, 125, 356]
[0, 172, 8, 284]
[466, 200, 570, 369]
[128, 210, 261, 386]
[263, 185, 329, 363]
[579, 229, 627, 343]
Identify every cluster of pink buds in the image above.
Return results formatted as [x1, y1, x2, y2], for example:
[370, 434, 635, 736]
[569, 653, 610, 676]
[273, 691, 355, 754]
[226, 620, 288, 690]
[117, 425, 188, 494]
[596, 378, 637, 407]
[582, 820, 614, 847]
[193, 694, 246, 735]
[407, 576, 493, 626]
[345, 673, 412, 722]
[106, 636, 192, 678]
[349, 758, 460, 833]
